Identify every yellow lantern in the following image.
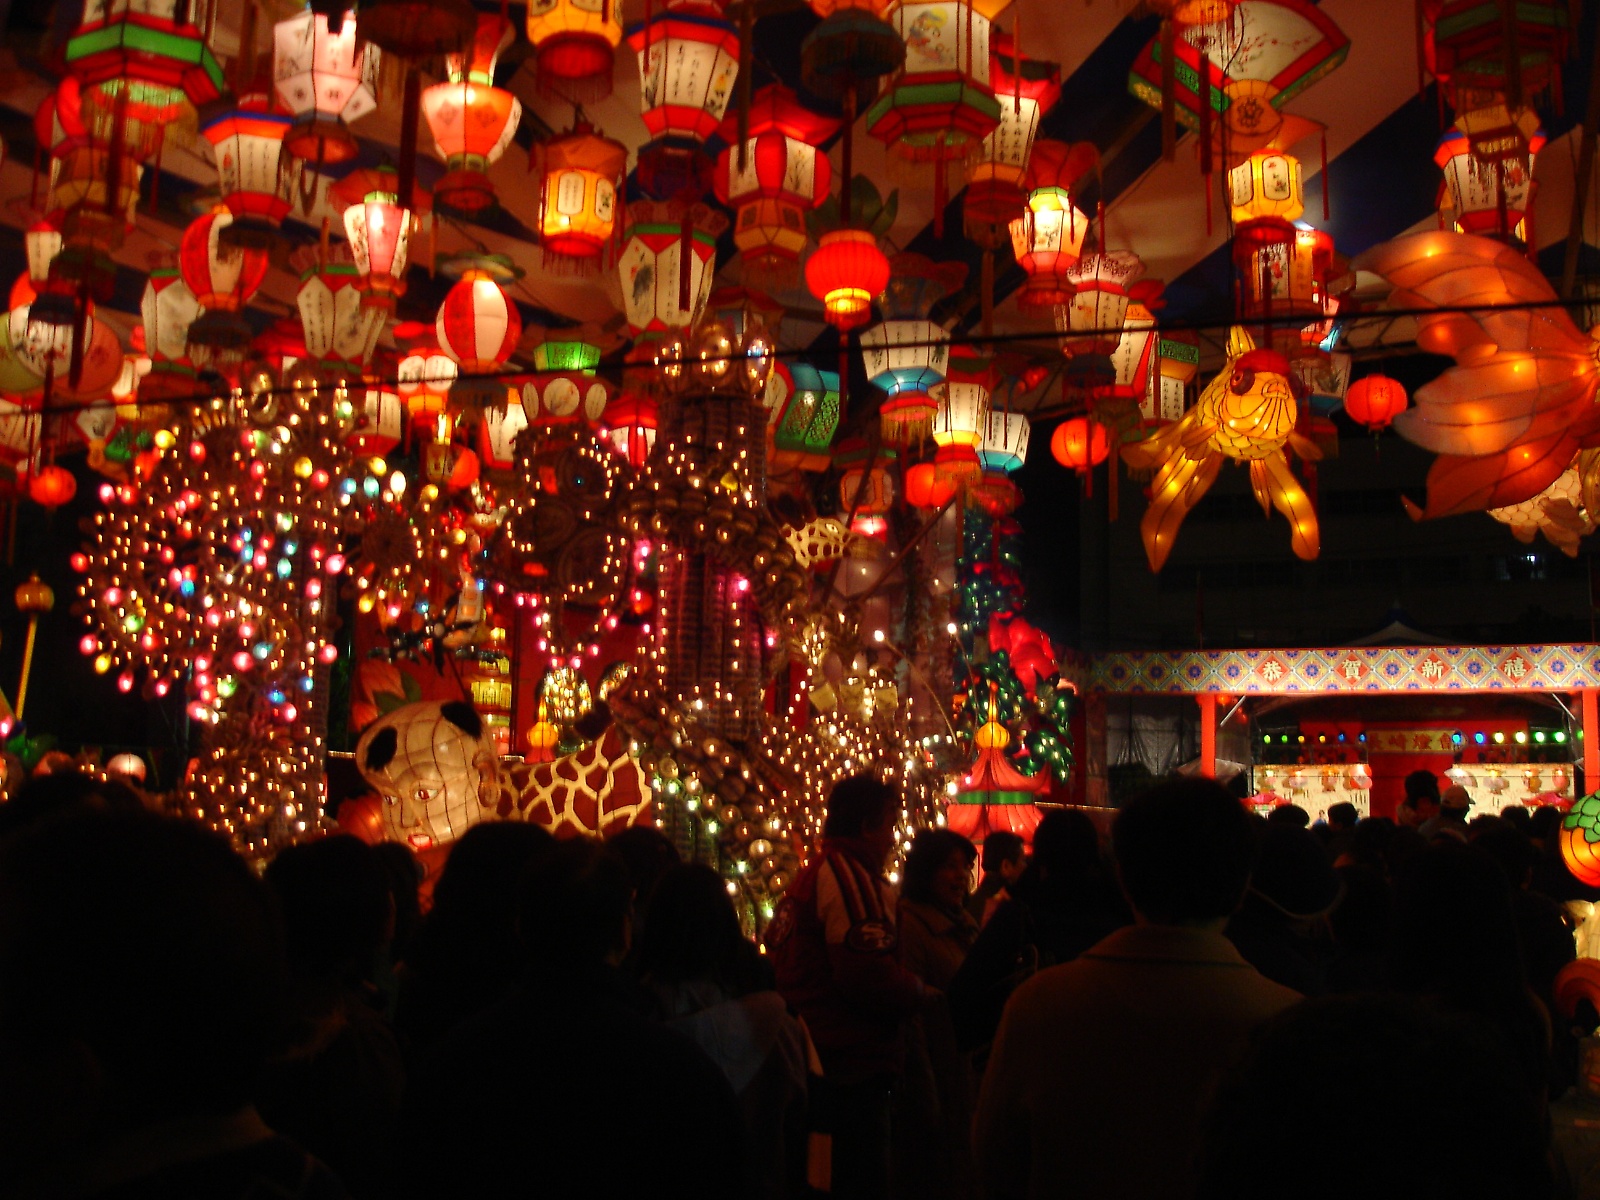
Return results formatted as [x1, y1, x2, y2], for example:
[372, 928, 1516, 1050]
[539, 120, 627, 272]
[525, 0, 624, 102]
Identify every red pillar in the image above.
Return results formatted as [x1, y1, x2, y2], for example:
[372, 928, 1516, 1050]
[1584, 687, 1599, 795]
[1198, 693, 1217, 779]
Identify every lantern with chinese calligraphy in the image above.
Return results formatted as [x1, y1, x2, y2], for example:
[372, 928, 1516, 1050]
[978, 407, 1029, 471]
[1343, 373, 1408, 432]
[1424, 0, 1570, 104]
[771, 362, 841, 472]
[714, 85, 837, 288]
[335, 168, 425, 309]
[1057, 251, 1144, 360]
[617, 200, 728, 336]
[274, 8, 380, 165]
[605, 392, 658, 467]
[965, 35, 1061, 244]
[1435, 114, 1545, 242]
[1050, 416, 1109, 475]
[298, 262, 385, 371]
[201, 89, 295, 248]
[179, 209, 270, 351]
[1142, 332, 1199, 427]
[421, 14, 523, 214]
[437, 270, 522, 378]
[395, 322, 458, 432]
[527, 0, 623, 101]
[628, 0, 741, 197]
[1109, 286, 1160, 414]
[479, 391, 529, 470]
[931, 351, 990, 487]
[1009, 140, 1095, 310]
[862, 253, 964, 445]
[1235, 225, 1333, 322]
[538, 120, 626, 272]
[64, 0, 224, 116]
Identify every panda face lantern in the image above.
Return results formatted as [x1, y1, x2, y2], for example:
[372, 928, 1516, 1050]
[356, 700, 502, 850]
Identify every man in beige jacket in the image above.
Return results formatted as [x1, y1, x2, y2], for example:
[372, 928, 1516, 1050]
[974, 779, 1300, 1200]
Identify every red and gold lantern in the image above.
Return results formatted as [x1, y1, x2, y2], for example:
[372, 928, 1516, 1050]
[714, 85, 837, 287]
[526, 0, 624, 101]
[179, 209, 271, 351]
[420, 14, 523, 213]
[904, 460, 958, 509]
[538, 121, 627, 271]
[805, 228, 890, 331]
[28, 464, 77, 509]
[1050, 416, 1109, 474]
[1434, 115, 1544, 241]
[1343, 374, 1408, 432]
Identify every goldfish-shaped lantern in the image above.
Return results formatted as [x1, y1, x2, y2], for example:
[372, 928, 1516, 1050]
[1486, 449, 1600, 557]
[1122, 326, 1321, 572]
[1355, 232, 1600, 519]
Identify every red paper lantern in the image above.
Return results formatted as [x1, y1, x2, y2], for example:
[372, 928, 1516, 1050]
[437, 270, 522, 376]
[805, 229, 890, 331]
[29, 464, 76, 509]
[714, 85, 838, 287]
[904, 460, 957, 509]
[538, 121, 627, 271]
[201, 89, 295, 246]
[1050, 417, 1109, 472]
[178, 209, 270, 351]
[1343, 374, 1409, 432]
[335, 168, 426, 308]
[604, 393, 658, 468]
[526, 0, 624, 101]
[420, 14, 523, 213]
[395, 322, 458, 430]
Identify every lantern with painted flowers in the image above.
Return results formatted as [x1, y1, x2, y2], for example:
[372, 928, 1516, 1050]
[862, 253, 964, 445]
[538, 120, 627, 271]
[1227, 115, 1317, 233]
[714, 85, 837, 288]
[179, 209, 270, 351]
[965, 35, 1061, 243]
[628, 0, 740, 196]
[1009, 140, 1095, 310]
[1435, 112, 1545, 241]
[395, 322, 458, 431]
[437, 270, 522, 377]
[931, 350, 991, 487]
[421, 14, 523, 214]
[335, 168, 426, 309]
[274, 8, 381, 164]
[64, 0, 224, 115]
[1235, 225, 1333, 322]
[866, 0, 1003, 164]
[526, 0, 624, 101]
[618, 200, 728, 336]
[297, 261, 385, 372]
[771, 362, 841, 472]
[201, 89, 295, 247]
[1056, 251, 1144, 359]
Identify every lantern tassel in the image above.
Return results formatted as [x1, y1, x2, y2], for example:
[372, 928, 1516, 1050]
[69, 277, 88, 389]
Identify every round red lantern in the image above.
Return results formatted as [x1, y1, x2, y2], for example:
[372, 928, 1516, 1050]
[29, 464, 76, 509]
[178, 209, 270, 350]
[526, 0, 623, 101]
[904, 461, 957, 509]
[1050, 417, 1110, 472]
[420, 14, 523, 214]
[1343, 374, 1409, 432]
[437, 270, 522, 376]
[805, 229, 890, 331]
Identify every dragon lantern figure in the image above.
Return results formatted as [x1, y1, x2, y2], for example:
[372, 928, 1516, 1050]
[1356, 232, 1600, 519]
[1123, 326, 1322, 572]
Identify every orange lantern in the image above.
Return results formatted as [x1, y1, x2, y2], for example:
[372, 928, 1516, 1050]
[1050, 417, 1109, 473]
[1343, 374, 1409, 432]
[805, 228, 890, 331]
[526, 0, 623, 101]
[904, 460, 957, 509]
[420, 14, 523, 213]
[1010, 140, 1095, 310]
[29, 464, 77, 509]
[395, 322, 458, 431]
[538, 120, 627, 272]
[714, 85, 838, 287]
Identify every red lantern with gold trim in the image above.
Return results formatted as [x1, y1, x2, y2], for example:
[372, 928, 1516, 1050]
[421, 14, 523, 214]
[1050, 417, 1109, 473]
[805, 229, 890, 332]
[179, 209, 271, 352]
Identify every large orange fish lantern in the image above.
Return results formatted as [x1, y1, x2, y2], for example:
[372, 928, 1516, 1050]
[1123, 326, 1321, 572]
[1355, 231, 1600, 520]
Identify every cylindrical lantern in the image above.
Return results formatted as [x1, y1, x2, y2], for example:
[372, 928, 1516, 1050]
[866, 0, 1004, 162]
[1056, 251, 1143, 359]
[965, 34, 1061, 240]
[1050, 416, 1109, 472]
[527, 0, 624, 100]
[179, 209, 270, 351]
[538, 120, 627, 271]
[978, 409, 1029, 473]
[298, 262, 385, 370]
[804, 228, 890, 331]
[714, 85, 837, 287]
[421, 15, 523, 214]
[617, 200, 728, 335]
[1142, 332, 1199, 427]
[201, 89, 295, 247]
[1235, 225, 1333, 321]
[628, 0, 741, 195]
[1343, 374, 1408, 431]
[934, 351, 991, 449]
[862, 319, 950, 445]
[437, 270, 522, 376]
[337, 170, 420, 308]
[771, 362, 841, 472]
[1009, 139, 1095, 310]
[273, 8, 381, 164]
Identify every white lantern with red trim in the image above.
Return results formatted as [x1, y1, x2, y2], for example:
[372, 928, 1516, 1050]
[1057, 251, 1143, 359]
[395, 323, 458, 430]
[617, 200, 726, 335]
[298, 262, 385, 370]
[201, 88, 295, 246]
[179, 208, 270, 350]
[436, 270, 522, 376]
[350, 381, 402, 457]
[479, 392, 529, 469]
[273, 8, 381, 164]
[629, 0, 741, 145]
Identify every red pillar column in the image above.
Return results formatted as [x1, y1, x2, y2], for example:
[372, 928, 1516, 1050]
[1198, 693, 1217, 779]
[1584, 687, 1599, 795]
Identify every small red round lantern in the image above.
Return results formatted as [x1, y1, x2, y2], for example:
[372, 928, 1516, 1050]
[1050, 417, 1109, 472]
[1343, 374, 1409, 432]
[436, 270, 522, 376]
[904, 461, 957, 510]
[805, 229, 890, 331]
[29, 464, 76, 508]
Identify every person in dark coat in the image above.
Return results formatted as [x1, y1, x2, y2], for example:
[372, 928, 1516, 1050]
[401, 839, 749, 1200]
[1226, 822, 1342, 995]
[947, 808, 1129, 1057]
